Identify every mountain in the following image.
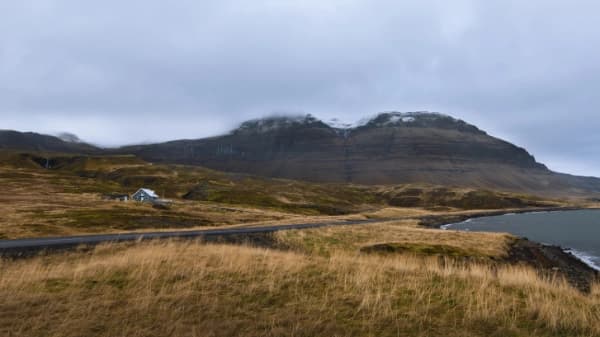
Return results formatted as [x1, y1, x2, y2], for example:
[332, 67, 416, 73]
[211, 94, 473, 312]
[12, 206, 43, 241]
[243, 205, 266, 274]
[0, 130, 98, 153]
[4, 113, 599, 197]
[117, 112, 600, 197]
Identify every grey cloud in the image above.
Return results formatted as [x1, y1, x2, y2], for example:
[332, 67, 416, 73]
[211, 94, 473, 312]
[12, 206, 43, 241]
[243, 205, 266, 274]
[1, 0, 600, 175]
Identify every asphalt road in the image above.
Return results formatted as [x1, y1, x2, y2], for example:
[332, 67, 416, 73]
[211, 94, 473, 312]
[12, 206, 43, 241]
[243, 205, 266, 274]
[0, 219, 380, 255]
[1, 206, 579, 256]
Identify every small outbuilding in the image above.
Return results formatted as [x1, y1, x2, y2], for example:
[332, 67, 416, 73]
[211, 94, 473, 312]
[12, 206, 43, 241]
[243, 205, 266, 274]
[132, 188, 159, 203]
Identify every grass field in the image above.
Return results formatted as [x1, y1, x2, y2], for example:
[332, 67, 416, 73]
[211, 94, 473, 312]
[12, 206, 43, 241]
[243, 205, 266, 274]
[0, 165, 300, 239]
[1, 240, 598, 337]
[1, 150, 598, 336]
[0, 150, 571, 239]
[274, 220, 512, 260]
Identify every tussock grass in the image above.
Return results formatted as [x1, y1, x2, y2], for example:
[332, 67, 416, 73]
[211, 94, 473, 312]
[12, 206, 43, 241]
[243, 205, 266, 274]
[275, 222, 512, 259]
[1, 241, 598, 337]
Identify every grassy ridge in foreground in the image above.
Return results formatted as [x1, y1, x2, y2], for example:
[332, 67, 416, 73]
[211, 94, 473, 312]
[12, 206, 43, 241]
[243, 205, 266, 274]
[1, 241, 599, 337]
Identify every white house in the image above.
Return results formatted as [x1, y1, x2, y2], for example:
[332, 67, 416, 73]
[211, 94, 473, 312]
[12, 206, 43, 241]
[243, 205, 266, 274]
[131, 188, 159, 202]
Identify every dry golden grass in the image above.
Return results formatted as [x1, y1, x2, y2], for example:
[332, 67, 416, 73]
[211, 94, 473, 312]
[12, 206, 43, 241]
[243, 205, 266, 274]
[0, 158, 377, 239]
[1, 241, 599, 337]
[0, 167, 311, 239]
[2, 151, 597, 335]
[275, 221, 513, 259]
[362, 207, 439, 219]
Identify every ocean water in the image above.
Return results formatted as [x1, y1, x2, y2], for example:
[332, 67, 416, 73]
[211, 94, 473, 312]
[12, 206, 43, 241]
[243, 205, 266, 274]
[445, 210, 600, 270]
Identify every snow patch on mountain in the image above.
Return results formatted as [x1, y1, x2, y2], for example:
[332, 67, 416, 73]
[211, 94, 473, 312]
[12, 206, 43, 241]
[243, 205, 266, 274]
[324, 112, 437, 130]
[356, 111, 453, 128]
[234, 111, 470, 134]
[326, 118, 354, 129]
[235, 114, 322, 133]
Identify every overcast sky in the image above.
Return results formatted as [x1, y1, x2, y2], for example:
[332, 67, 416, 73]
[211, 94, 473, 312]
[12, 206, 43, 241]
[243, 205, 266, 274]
[1, 1, 600, 176]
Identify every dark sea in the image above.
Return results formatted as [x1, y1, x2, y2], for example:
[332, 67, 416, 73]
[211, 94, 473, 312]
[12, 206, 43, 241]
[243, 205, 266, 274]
[444, 210, 600, 270]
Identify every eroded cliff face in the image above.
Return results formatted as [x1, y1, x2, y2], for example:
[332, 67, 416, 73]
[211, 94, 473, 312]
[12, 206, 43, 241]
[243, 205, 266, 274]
[117, 112, 577, 194]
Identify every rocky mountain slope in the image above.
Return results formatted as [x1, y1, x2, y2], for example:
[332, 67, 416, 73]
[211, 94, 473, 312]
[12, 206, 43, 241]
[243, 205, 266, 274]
[0, 130, 98, 154]
[116, 112, 600, 196]
[4, 112, 600, 197]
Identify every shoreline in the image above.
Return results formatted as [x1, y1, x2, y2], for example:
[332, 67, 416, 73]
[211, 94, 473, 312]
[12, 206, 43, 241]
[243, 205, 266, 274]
[419, 206, 590, 230]
[507, 238, 598, 292]
[419, 206, 599, 292]
[439, 208, 600, 272]
[565, 248, 600, 271]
